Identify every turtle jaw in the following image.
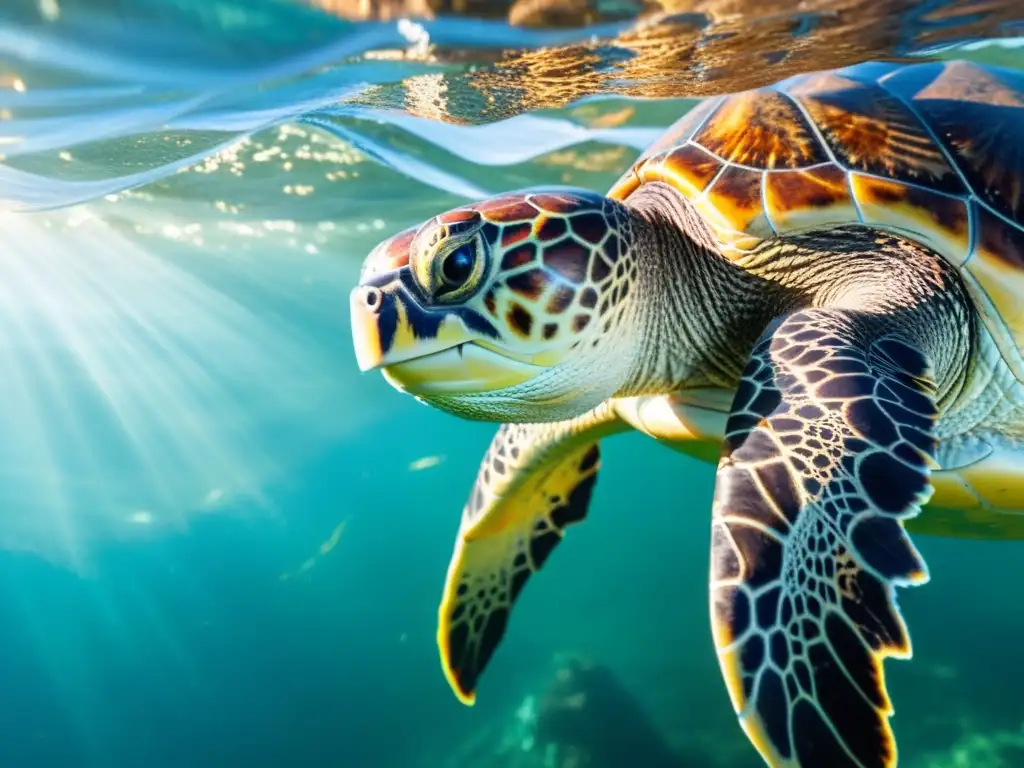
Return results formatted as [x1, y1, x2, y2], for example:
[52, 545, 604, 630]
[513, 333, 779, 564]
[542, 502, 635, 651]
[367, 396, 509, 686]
[350, 282, 544, 398]
[381, 343, 544, 397]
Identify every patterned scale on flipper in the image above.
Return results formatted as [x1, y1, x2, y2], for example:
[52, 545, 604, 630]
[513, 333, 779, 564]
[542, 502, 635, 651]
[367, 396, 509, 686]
[608, 59, 1024, 389]
[710, 309, 939, 768]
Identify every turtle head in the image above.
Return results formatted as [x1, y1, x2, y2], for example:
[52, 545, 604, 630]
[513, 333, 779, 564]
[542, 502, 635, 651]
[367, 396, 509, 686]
[350, 189, 642, 422]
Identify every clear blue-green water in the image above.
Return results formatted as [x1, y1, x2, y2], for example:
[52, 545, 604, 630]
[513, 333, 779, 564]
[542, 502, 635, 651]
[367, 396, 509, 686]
[1, 2, 1024, 766]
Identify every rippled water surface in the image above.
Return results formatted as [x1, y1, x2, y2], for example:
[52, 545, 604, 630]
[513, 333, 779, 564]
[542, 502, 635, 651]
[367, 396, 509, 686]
[1, 2, 1024, 767]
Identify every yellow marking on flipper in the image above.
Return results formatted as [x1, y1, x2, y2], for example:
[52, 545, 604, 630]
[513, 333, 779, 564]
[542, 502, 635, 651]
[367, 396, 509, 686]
[438, 440, 601, 707]
[736, 709, 801, 768]
[712, 610, 804, 768]
[736, 707, 898, 768]
[715, 644, 745, 715]
[437, 530, 480, 707]
[715, 554, 908, 766]
[708, 309, 932, 768]
[461, 464, 543, 543]
[714, 625, 796, 768]
[463, 442, 597, 541]
[708, 593, 746, 713]
[714, 604, 904, 768]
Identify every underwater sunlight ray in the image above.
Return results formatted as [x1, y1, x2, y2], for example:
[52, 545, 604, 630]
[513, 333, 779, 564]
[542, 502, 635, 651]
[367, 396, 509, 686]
[0, 205, 374, 571]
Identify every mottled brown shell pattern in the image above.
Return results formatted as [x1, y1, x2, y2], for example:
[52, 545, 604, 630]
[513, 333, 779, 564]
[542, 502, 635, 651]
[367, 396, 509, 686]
[608, 60, 1024, 384]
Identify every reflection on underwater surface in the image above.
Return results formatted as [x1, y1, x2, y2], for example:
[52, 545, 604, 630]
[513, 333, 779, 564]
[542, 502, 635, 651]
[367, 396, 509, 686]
[2, 0, 1024, 210]
[0, 1, 1021, 767]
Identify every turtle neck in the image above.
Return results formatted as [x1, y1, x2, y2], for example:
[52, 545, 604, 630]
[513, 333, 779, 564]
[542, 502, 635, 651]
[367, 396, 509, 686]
[611, 182, 973, 413]
[612, 181, 790, 395]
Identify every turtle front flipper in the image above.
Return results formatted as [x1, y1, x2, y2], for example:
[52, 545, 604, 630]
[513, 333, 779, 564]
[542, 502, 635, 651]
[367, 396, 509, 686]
[710, 308, 937, 768]
[439, 401, 628, 705]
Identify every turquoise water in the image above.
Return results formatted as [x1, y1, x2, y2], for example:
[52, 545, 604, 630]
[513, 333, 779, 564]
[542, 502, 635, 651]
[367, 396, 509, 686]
[1, 2, 1024, 766]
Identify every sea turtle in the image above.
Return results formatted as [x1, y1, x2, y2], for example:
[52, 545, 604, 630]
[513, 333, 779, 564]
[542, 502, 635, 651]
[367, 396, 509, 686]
[348, 58, 1024, 767]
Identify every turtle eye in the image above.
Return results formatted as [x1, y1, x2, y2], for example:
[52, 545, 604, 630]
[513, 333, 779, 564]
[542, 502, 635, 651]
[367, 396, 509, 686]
[439, 243, 477, 291]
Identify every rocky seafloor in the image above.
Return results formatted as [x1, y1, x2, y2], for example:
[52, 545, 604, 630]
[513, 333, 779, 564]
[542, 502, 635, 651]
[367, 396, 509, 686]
[426, 653, 1024, 768]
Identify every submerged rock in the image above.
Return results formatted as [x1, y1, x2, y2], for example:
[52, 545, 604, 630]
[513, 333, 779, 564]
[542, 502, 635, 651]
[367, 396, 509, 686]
[435, 655, 689, 767]
[529, 656, 683, 767]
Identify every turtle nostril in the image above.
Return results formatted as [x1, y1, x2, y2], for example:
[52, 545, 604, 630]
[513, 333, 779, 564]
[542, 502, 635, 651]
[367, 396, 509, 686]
[361, 286, 383, 313]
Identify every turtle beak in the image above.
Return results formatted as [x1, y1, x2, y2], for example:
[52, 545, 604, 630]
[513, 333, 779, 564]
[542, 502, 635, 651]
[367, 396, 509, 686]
[350, 284, 398, 373]
[350, 282, 464, 374]
[349, 281, 543, 396]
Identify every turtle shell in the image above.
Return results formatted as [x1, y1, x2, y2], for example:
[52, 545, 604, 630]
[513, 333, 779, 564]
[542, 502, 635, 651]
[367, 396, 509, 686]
[608, 60, 1024, 385]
